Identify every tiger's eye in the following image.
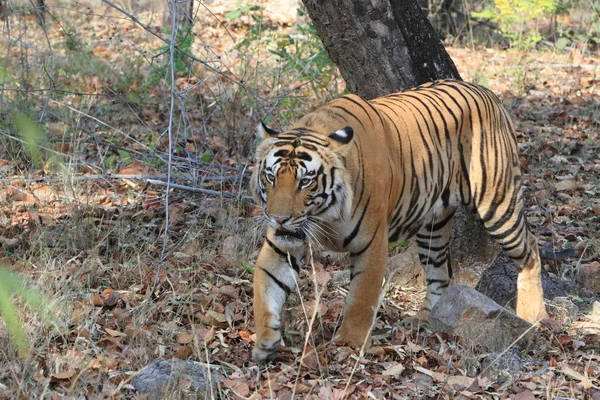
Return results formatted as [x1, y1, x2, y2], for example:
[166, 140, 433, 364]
[265, 172, 275, 184]
[299, 178, 312, 189]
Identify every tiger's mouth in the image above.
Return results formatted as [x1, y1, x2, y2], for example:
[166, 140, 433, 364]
[275, 228, 306, 241]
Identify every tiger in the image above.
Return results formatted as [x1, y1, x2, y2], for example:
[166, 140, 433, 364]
[250, 79, 557, 363]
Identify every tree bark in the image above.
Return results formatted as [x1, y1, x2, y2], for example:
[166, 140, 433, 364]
[163, 0, 194, 32]
[302, 0, 460, 99]
[301, 0, 497, 287]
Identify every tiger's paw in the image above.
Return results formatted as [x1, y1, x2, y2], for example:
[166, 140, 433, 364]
[252, 336, 282, 364]
[334, 326, 371, 349]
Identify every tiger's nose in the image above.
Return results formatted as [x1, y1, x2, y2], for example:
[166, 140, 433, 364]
[272, 216, 290, 224]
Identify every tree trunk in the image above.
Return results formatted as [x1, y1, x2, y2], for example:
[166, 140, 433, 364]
[301, 0, 498, 287]
[163, 0, 194, 32]
[302, 0, 460, 99]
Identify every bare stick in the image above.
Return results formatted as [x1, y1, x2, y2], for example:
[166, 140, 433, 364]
[146, 179, 253, 201]
[143, 0, 179, 308]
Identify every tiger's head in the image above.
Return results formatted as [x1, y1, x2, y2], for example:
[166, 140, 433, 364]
[251, 121, 354, 244]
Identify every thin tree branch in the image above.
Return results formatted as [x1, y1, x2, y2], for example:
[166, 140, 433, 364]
[145, 0, 180, 308]
[146, 179, 253, 201]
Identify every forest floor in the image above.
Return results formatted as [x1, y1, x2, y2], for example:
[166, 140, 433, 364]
[0, 3, 599, 399]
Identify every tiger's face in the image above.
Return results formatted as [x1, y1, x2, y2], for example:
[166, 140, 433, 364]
[251, 122, 354, 244]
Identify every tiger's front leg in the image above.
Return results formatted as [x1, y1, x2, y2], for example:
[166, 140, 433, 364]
[253, 231, 303, 364]
[335, 226, 388, 349]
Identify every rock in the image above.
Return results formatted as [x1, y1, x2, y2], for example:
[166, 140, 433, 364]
[388, 245, 424, 287]
[449, 206, 502, 286]
[547, 297, 579, 325]
[429, 285, 533, 352]
[221, 234, 242, 264]
[475, 252, 593, 310]
[590, 301, 600, 323]
[578, 262, 600, 294]
[132, 359, 223, 399]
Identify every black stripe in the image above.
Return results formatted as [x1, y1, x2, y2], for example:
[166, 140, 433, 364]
[427, 212, 454, 232]
[350, 265, 362, 281]
[265, 238, 300, 273]
[341, 95, 374, 125]
[349, 224, 380, 257]
[330, 105, 364, 129]
[344, 196, 371, 247]
[416, 242, 449, 252]
[259, 267, 291, 295]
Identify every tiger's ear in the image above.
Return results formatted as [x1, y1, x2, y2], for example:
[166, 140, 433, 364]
[256, 121, 279, 140]
[328, 126, 354, 153]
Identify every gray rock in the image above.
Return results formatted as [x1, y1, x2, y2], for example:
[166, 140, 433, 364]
[590, 301, 600, 323]
[547, 297, 579, 324]
[132, 359, 223, 399]
[578, 262, 600, 294]
[388, 245, 424, 287]
[429, 285, 533, 352]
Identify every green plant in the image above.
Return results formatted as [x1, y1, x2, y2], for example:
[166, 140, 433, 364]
[473, 0, 560, 48]
[149, 26, 195, 86]
[269, 8, 341, 103]
[555, 0, 600, 50]
[0, 269, 53, 357]
[14, 113, 48, 168]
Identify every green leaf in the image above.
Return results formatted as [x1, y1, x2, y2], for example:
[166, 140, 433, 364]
[105, 154, 117, 168]
[388, 240, 410, 250]
[200, 150, 213, 163]
[117, 149, 130, 163]
[224, 9, 243, 19]
[14, 114, 47, 168]
[0, 270, 54, 357]
[242, 262, 255, 275]
[555, 37, 570, 50]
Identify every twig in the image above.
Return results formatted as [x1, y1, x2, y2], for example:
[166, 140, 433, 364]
[146, 179, 253, 201]
[145, 0, 180, 307]
[0, 173, 246, 184]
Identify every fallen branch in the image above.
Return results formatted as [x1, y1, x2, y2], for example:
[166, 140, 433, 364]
[0, 174, 248, 184]
[146, 179, 253, 201]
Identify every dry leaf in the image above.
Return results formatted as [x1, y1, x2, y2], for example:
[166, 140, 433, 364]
[561, 365, 593, 389]
[300, 347, 321, 370]
[91, 293, 104, 307]
[514, 389, 536, 400]
[447, 375, 476, 389]
[555, 180, 579, 192]
[222, 379, 250, 397]
[196, 310, 228, 328]
[382, 362, 405, 375]
[105, 328, 126, 337]
[51, 370, 76, 380]
[407, 341, 424, 352]
[176, 332, 193, 344]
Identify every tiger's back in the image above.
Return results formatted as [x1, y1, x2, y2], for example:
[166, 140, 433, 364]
[250, 79, 552, 363]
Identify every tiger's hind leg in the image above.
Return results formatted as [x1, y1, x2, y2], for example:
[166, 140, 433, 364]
[416, 206, 455, 321]
[476, 186, 550, 325]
